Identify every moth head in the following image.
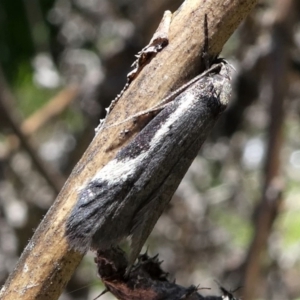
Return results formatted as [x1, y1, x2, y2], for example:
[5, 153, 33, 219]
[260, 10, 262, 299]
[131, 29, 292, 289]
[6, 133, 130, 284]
[212, 63, 232, 106]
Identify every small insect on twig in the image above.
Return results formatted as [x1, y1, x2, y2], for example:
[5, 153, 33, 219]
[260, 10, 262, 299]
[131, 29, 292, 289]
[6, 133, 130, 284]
[65, 13, 233, 271]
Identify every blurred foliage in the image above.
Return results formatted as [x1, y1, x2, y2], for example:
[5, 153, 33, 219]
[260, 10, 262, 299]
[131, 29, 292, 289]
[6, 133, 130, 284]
[0, 0, 300, 300]
[14, 63, 59, 116]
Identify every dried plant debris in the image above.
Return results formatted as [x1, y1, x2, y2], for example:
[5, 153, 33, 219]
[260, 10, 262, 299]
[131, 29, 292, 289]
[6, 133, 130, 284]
[94, 249, 240, 300]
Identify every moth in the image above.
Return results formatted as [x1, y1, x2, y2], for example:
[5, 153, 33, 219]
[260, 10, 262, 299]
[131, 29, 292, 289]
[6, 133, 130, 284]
[65, 59, 232, 266]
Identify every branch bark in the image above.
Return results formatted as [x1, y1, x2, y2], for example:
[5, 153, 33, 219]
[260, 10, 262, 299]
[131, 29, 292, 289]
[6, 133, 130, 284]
[1, 0, 257, 299]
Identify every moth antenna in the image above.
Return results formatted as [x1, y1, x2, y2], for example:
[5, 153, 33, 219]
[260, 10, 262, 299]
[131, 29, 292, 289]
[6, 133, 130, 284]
[93, 288, 108, 300]
[202, 14, 210, 70]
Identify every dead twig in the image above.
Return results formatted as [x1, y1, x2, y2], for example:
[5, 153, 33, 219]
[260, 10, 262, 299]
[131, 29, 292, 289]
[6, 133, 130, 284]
[95, 249, 238, 300]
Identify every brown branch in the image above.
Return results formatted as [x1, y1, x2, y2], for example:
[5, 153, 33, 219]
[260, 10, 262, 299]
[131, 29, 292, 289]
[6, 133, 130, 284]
[0, 1, 257, 299]
[241, 0, 294, 299]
